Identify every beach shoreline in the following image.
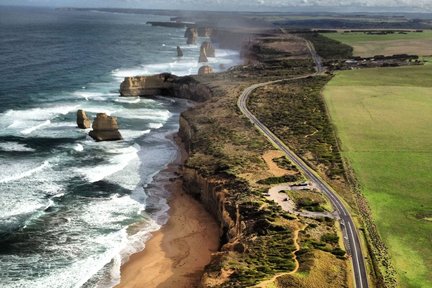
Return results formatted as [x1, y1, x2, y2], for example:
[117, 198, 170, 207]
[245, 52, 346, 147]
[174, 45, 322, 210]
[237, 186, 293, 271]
[115, 134, 220, 288]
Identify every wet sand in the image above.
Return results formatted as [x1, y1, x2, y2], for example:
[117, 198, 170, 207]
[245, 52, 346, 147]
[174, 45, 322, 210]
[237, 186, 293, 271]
[116, 137, 219, 288]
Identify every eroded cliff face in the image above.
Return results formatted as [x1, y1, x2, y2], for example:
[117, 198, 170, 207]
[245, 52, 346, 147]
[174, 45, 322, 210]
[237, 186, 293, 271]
[178, 113, 271, 287]
[119, 73, 213, 102]
[119, 74, 173, 97]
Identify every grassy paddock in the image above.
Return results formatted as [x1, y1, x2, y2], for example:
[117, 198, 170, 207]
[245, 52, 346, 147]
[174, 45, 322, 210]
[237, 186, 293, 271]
[323, 31, 432, 57]
[323, 65, 432, 287]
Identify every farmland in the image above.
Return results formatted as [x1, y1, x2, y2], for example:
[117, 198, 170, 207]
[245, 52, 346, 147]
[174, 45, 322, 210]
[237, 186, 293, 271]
[323, 65, 432, 287]
[323, 30, 432, 57]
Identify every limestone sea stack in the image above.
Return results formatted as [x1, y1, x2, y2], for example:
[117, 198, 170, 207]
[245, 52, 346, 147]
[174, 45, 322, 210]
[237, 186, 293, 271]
[200, 41, 215, 58]
[89, 113, 122, 141]
[76, 109, 91, 129]
[198, 65, 213, 75]
[185, 27, 197, 45]
[177, 46, 183, 57]
[199, 49, 208, 63]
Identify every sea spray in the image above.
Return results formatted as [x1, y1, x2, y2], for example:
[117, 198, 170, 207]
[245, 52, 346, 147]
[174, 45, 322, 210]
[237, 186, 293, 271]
[0, 6, 241, 287]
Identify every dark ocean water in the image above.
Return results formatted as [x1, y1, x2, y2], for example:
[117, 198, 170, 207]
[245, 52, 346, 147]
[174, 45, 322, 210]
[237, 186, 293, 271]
[0, 6, 239, 287]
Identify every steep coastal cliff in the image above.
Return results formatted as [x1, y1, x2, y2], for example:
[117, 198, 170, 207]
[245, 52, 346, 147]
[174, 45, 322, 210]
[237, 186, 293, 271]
[120, 73, 213, 102]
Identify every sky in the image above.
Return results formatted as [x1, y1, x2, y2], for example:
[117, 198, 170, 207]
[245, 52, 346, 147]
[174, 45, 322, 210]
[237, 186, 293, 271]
[1, 0, 432, 12]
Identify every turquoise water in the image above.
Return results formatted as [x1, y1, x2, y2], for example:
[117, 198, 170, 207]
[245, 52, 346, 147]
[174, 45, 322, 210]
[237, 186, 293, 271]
[0, 6, 239, 287]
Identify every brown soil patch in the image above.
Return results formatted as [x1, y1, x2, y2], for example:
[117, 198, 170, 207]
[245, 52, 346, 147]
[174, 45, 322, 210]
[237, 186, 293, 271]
[354, 39, 432, 57]
[262, 150, 288, 177]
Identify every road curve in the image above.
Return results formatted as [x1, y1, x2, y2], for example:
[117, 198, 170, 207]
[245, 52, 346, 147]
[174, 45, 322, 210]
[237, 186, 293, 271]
[237, 44, 368, 288]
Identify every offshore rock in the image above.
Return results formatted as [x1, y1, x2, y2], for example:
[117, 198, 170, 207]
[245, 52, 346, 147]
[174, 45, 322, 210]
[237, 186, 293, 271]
[198, 65, 213, 75]
[120, 73, 173, 97]
[199, 49, 208, 63]
[200, 41, 215, 57]
[185, 27, 197, 45]
[76, 109, 91, 129]
[177, 46, 183, 57]
[89, 113, 122, 142]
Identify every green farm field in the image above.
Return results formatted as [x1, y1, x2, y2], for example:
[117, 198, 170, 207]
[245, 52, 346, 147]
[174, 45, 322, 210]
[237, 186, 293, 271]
[323, 65, 432, 287]
[324, 30, 432, 57]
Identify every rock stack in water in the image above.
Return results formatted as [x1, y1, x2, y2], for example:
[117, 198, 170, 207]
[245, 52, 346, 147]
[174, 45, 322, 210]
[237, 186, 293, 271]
[89, 113, 122, 142]
[177, 46, 183, 57]
[184, 27, 197, 45]
[200, 41, 215, 58]
[199, 49, 208, 63]
[76, 109, 91, 129]
[198, 65, 213, 75]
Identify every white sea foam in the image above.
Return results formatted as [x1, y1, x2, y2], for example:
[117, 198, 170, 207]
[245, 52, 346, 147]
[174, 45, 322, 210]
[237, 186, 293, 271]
[76, 145, 140, 183]
[79, 106, 119, 116]
[114, 108, 171, 121]
[21, 120, 51, 135]
[0, 142, 35, 152]
[2, 105, 79, 121]
[111, 47, 240, 81]
[73, 91, 118, 101]
[121, 129, 150, 141]
[0, 105, 80, 136]
[74, 144, 84, 152]
[0, 160, 50, 184]
[148, 122, 163, 129]
[115, 97, 141, 104]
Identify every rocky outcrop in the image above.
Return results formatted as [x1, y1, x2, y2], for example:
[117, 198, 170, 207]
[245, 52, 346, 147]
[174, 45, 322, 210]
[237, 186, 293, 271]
[200, 41, 215, 58]
[185, 27, 197, 45]
[76, 109, 91, 129]
[170, 76, 213, 102]
[89, 113, 122, 141]
[119, 73, 174, 97]
[177, 46, 183, 57]
[198, 65, 213, 75]
[120, 73, 213, 101]
[199, 49, 208, 63]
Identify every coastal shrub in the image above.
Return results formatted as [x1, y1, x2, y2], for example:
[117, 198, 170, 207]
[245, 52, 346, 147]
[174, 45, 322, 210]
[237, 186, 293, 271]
[272, 156, 299, 172]
[297, 198, 325, 212]
[321, 233, 339, 244]
[257, 174, 303, 185]
[331, 247, 347, 257]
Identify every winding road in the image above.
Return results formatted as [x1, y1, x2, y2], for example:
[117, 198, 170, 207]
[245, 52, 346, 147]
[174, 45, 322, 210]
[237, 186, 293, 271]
[237, 40, 369, 288]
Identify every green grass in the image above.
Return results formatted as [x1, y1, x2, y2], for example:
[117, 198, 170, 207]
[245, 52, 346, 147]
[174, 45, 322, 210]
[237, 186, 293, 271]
[325, 31, 432, 43]
[323, 65, 432, 287]
[323, 31, 432, 57]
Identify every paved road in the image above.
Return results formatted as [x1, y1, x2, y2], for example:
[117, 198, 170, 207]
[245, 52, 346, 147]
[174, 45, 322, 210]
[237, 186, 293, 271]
[237, 41, 369, 288]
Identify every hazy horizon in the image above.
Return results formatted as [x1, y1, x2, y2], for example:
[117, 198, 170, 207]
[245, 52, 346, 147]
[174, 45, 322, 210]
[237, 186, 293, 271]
[1, 0, 431, 13]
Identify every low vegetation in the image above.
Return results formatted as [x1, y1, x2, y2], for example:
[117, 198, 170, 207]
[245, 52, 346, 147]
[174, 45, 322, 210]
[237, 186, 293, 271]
[248, 76, 353, 203]
[272, 156, 299, 172]
[302, 32, 353, 59]
[286, 190, 328, 213]
[180, 32, 351, 287]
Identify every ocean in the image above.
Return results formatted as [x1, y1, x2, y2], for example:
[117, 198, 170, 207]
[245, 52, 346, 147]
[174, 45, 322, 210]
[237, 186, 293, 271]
[0, 6, 239, 287]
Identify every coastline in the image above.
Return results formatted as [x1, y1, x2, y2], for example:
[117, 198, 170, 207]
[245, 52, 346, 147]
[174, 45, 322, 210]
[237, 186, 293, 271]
[115, 135, 219, 288]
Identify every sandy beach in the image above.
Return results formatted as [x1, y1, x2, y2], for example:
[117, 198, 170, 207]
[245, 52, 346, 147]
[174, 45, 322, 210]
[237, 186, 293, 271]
[116, 137, 219, 288]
